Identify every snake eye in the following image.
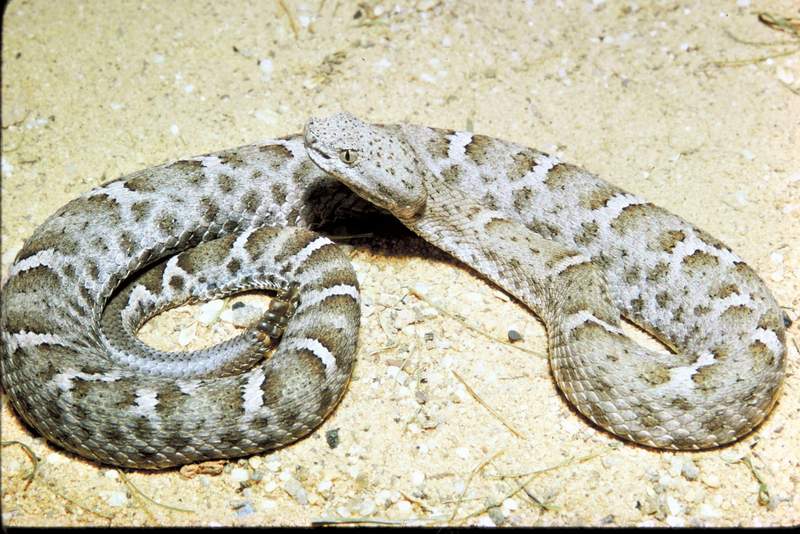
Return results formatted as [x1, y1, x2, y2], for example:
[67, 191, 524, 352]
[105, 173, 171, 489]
[339, 149, 357, 165]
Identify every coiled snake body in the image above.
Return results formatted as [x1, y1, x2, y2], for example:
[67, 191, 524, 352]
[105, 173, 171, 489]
[1, 113, 786, 468]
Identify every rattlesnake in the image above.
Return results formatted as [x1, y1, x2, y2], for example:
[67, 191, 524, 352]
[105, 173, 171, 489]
[1, 113, 786, 469]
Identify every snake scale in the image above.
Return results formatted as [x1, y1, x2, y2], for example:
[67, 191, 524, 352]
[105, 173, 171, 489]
[1, 113, 786, 469]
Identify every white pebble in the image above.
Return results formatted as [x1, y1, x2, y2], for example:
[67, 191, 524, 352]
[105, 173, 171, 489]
[699, 503, 721, 519]
[669, 457, 683, 477]
[230, 304, 265, 327]
[248, 457, 262, 469]
[170, 124, 180, 136]
[411, 471, 425, 486]
[502, 498, 519, 513]
[666, 515, 685, 527]
[720, 450, 744, 463]
[105, 469, 120, 480]
[152, 53, 165, 64]
[770, 252, 784, 264]
[46, 453, 68, 465]
[375, 489, 392, 505]
[177, 324, 196, 347]
[681, 459, 700, 481]
[702, 473, 721, 488]
[284, 478, 308, 505]
[560, 417, 581, 435]
[259, 58, 273, 80]
[386, 365, 400, 379]
[412, 283, 430, 296]
[666, 495, 684, 516]
[266, 459, 281, 472]
[395, 369, 409, 385]
[396, 500, 412, 514]
[740, 149, 755, 161]
[317, 479, 332, 492]
[359, 499, 376, 516]
[230, 467, 249, 483]
[197, 299, 225, 325]
[475, 515, 496, 527]
[455, 447, 470, 460]
[374, 57, 391, 72]
[106, 491, 128, 507]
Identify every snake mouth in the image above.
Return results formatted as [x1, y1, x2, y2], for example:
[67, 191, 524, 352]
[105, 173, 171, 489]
[303, 124, 331, 161]
[306, 143, 331, 161]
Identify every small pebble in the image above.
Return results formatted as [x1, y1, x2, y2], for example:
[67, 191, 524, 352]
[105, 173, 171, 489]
[284, 477, 309, 505]
[702, 473, 721, 488]
[411, 471, 425, 486]
[326, 429, 340, 449]
[507, 329, 523, 342]
[177, 325, 196, 347]
[233, 500, 255, 518]
[266, 459, 281, 472]
[488, 506, 505, 526]
[47, 453, 68, 465]
[105, 469, 120, 480]
[669, 457, 683, 477]
[391, 500, 411, 515]
[666, 515, 685, 527]
[106, 491, 128, 507]
[197, 299, 225, 325]
[681, 459, 700, 481]
[230, 467, 249, 483]
[666, 495, 683, 516]
[719, 450, 744, 463]
[475, 515, 496, 527]
[248, 456, 262, 469]
[229, 303, 265, 327]
[502, 498, 519, 514]
[699, 503, 721, 519]
[359, 499, 377, 516]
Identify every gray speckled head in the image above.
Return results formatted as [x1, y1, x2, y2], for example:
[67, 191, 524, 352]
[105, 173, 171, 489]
[304, 112, 427, 220]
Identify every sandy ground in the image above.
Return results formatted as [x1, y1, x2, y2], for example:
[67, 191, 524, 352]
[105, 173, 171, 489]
[1, 0, 798, 527]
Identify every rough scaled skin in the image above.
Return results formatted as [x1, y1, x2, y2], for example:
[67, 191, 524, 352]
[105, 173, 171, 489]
[304, 112, 786, 450]
[1, 138, 363, 468]
[0, 113, 787, 469]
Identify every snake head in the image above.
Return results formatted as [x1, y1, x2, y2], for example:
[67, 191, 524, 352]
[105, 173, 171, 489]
[304, 112, 427, 221]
